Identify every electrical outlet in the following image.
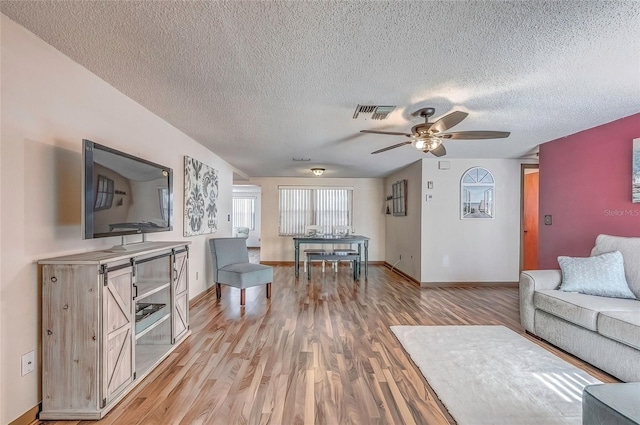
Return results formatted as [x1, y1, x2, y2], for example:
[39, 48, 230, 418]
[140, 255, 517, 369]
[22, 351, 35, 376]
[544, 215, 553, 225]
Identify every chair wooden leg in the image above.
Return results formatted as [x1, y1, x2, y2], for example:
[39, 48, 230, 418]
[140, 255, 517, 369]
[266, 282, 272, 299]
[240, 288, 246, 305]
[216, 283, 221, 299]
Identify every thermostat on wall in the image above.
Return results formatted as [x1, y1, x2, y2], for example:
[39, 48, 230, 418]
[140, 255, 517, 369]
[438, 161, 450, 170]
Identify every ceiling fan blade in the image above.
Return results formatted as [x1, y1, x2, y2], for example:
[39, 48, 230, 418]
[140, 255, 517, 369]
[360, 130, 412, 137]
[371, 141, 412, 154]
[440, 131, 511, 140]
[429, 111, 469, 134]
[430, 144, 447, 157]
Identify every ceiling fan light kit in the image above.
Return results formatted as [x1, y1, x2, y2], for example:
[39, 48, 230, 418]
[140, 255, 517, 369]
[362, 107, 510, 157]
[414, 137, 442, 151]
[311, 167, 325, 176]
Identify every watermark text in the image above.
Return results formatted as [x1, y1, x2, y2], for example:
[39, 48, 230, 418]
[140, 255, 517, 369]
[603, 209, 640, 217]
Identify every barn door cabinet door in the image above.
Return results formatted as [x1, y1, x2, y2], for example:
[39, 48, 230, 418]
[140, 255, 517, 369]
[102, 266, 135, 404]
[172, 250, 189, 342]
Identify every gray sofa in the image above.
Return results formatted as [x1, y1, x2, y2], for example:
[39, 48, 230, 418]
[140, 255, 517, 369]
[520, 234, 640, 382]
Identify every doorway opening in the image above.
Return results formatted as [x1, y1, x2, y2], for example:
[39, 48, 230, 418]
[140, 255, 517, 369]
[232, 185, 262, 249]
[521, 164, 540, 271]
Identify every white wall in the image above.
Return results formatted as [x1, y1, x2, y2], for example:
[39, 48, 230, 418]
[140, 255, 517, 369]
[249, 177, 385, 262]
[0, 15, 234, 424]
[232, 185, 261, 247]
[384, 160, 423, 281]
[421, 159, 522, 283]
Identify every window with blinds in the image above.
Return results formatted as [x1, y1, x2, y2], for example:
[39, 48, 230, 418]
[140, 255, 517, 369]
[232, 197, 256, 230]
[279, 186, 353, 235]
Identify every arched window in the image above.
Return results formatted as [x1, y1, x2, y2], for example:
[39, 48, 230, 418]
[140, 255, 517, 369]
[461, 167, 495, 219]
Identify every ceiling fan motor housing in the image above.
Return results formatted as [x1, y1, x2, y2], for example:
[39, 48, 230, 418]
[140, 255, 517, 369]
[413, 107, 436, 118]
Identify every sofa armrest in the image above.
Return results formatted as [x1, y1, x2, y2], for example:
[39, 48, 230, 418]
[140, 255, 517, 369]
[519, 270, 562, 333]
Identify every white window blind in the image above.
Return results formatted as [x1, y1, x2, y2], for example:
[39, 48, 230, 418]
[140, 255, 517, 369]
[232, 197, 255, 230]
[279, 187, 353, 235]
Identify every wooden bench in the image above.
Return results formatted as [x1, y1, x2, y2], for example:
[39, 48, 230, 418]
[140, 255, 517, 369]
[306, 252, 360, 280]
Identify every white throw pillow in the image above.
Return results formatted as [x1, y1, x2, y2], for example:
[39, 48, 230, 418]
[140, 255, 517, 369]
[591, 234, 640, 299]
[558, 251, 636, 299]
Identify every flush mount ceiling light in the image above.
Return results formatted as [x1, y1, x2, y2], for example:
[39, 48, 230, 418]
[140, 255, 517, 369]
[311, 168, 325, 176]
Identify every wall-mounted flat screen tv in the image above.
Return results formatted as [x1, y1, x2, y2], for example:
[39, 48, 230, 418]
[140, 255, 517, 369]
[83, 139, 173, 239]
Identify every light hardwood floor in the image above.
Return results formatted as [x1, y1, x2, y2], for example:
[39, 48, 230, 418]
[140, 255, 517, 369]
[37, 260, 616, 425]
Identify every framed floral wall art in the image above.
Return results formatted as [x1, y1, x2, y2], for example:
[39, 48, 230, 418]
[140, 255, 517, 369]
[184, 156, 218, 236]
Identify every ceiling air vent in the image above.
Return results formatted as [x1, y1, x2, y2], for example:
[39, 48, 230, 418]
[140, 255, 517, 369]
[353, 105, 396, 120]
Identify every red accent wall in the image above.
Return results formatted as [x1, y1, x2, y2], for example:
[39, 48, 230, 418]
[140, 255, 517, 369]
[539, 114, 640, 269]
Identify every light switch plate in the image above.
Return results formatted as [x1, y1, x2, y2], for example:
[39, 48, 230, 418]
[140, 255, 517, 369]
[427, 181, 433, 189]
[544, 215, 552, 225]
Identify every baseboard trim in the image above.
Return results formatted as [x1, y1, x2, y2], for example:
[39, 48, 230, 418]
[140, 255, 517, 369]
[419, 281, 519, 288]
[260, 261, 294, 266]
[260, 260, 385, 266]
[382, 263, 518, 288]
[383, 262, 421, 286]
[189, 286, 216, 308]
[9, 404, 39, 425]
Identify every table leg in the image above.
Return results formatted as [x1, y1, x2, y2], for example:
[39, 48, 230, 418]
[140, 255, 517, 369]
[295, 240, 300, 278]
[364, 240, 369, 279]
[357, 243, 362, 278]
[353, 259, 357, 280]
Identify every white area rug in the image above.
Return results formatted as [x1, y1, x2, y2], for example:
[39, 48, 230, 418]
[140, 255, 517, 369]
[391, 325, 601, 425]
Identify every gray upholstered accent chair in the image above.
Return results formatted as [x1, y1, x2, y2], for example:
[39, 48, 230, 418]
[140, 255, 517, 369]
[209, 237, 273, 305]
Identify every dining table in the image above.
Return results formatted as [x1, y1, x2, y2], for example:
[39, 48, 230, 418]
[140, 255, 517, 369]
[293, 234, 369, 279]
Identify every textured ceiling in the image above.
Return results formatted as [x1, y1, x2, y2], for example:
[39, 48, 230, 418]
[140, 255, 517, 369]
[2, 1, 639, 178]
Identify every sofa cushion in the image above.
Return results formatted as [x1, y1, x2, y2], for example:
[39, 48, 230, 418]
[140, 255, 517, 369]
[591, 234, 640, 299]
[597, 310, 640, 350]
[558, 251, 636, 299]
[534, 290, 640, 331]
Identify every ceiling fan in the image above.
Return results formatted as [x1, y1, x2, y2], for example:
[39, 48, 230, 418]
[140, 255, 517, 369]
[361, 107, 510, 157]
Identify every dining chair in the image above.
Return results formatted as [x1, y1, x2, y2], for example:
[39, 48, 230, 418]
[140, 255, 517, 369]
[330, 225, 357, 271]
[304, 225, 328, 273]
